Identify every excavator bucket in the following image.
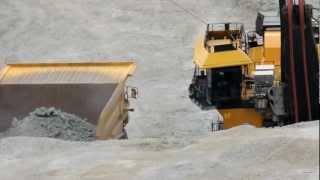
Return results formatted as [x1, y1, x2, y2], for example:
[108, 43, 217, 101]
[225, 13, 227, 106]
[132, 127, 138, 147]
[0, 62, 136, 140]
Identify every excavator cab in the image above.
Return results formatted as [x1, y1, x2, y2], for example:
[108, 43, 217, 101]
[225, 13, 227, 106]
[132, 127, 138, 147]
[189, 23, 254, 110]
[189, 65, 245, 109]
[209, 66, 242, 104]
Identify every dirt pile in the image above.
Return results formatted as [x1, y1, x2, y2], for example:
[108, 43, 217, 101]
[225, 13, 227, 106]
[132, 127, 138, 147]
[1, 107, 96, 141]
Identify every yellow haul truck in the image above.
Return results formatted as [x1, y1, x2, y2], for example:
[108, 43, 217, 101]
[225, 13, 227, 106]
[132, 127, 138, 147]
[0, 61, 136, 139]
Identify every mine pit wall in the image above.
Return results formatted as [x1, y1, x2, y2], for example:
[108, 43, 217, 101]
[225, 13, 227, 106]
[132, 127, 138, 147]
[0, 83, 124, 139]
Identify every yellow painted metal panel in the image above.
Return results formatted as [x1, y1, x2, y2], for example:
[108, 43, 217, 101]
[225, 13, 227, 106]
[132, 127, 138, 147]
[248, 46, 264, 64]
[0, 62, 136, 84]
[264, 31, 281, 65]
[317, 44, 319, 60]
[265, 48, 280, 65]
[248, 46, 264, 76]
[206, 39, 232, 47]
[218, 108, 263, 129]
[96, 82, 126, 139]
[248, 44, 281, 81]
[264, 31, 281, 48]
[193, 38, 252, 69]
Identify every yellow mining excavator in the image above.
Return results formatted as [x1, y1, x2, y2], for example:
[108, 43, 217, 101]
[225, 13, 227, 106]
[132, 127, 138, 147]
[189, 0, 320, 130]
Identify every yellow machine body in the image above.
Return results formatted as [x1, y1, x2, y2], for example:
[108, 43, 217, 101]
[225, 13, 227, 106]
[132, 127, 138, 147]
[191, 20, 319, 130]
[230, 30, 281, 128]
[193, 38, 252, 69]
[0, 62, 136, 140]
[264, 31, 281, 65]
[191, 26, 263, 129]
[191, 24, 282, 129]
[218, 108, 263, 129]
[248, 30, 281, 81]
[317, 44, 320, 58]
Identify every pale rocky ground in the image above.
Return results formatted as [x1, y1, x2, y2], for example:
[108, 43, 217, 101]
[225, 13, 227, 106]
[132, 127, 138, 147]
[0, 0, 319, 179]
[0, 121, 318, 180]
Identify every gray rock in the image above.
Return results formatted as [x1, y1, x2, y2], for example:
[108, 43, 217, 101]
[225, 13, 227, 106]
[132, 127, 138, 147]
[2, 107, 96, 141]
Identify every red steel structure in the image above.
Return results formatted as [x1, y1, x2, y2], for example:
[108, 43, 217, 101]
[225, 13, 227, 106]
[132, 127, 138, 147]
[287, 0, 300, 123]
[298, 0, 313, 121]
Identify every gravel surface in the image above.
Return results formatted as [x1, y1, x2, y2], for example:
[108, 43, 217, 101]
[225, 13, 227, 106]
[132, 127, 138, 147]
[0, 121, 318, 180]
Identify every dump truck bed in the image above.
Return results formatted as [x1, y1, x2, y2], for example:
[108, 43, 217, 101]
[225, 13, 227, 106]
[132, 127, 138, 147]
[0, 62, 135, 84]
[0, 62, 136, 139]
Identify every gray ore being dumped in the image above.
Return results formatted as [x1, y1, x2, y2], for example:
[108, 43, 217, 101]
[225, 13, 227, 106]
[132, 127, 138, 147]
[3, 107, 96, 141]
